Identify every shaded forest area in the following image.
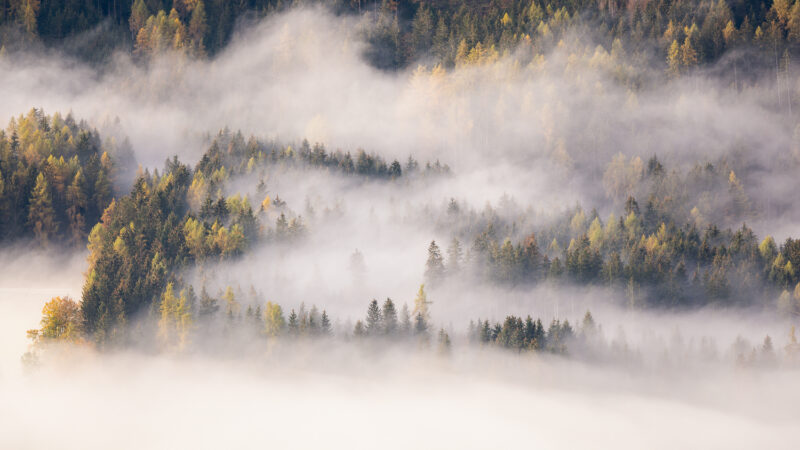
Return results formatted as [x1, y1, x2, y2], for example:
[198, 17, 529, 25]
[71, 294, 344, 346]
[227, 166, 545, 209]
[1, 0, 799, 78]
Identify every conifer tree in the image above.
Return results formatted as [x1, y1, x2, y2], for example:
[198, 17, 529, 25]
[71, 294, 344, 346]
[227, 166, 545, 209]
[399, 303, 411, 335]
[365, 299, 382, 335]
[28, 172, 57, 246]
[425, 240, 446, 285]
[382, 298, 397, 336]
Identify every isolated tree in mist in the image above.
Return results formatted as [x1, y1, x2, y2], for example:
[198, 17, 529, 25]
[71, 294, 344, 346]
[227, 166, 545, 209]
[413, 284, 431, 321]
[365, 299, 382, 335]
[308, 305, 321, 335]
[414, 313, 429, 340]
[28, 172, 57, 246]
[320, 310, 332, 335]
[382, 298, 398, 335]
[399, 303, 411, 335]
[581, 310, 597, 342]
[350, 249, 366, 280]
[425, 241, 446, 285]
[446, 238, 463, 275]
[353, 320, 365, 337]
[437, 328, 451, 354]
[36, 296, 82, 342]
[264, 302, 285, 337]
[288, 309, 299, 335]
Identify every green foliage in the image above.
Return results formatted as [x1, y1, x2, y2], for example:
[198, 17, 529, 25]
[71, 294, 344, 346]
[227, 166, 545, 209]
[3, 0, 800, 77]
[472, 313, 573, 354]
[0, 109, 118, 246]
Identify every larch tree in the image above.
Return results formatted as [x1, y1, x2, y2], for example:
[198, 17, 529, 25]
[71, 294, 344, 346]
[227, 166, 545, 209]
[264, 301, 285, 337]
[37, 296, 83, 342]
[413, 284, 431, 322]
[129, 0, 149, 37]
[681, 37, 698, 70]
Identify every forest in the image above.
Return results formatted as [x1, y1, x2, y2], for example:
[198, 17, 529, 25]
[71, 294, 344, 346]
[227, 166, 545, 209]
[7, 108, 798, 364]
[2, 1, 800, 449]
[4, 0, 800, 77]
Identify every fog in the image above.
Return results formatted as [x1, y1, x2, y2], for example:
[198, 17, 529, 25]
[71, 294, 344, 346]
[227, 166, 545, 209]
[3, 5, 800, 449]
[2, 246, 799, 449]
[3, 282, 799, 450]
[2, 8, 800, 234]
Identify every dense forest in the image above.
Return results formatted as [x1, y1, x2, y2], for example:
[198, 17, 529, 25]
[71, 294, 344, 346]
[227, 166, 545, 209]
[5, 2, 800, 448]
[1, 0, 797, 368]
[2, 0, 800, 76]
[11, 110, 800, 366]
[0, 109, 122, 246]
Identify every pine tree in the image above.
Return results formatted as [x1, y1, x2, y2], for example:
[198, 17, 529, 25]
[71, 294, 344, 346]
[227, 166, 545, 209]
[446, 237, 463, 274]
[414, 312, 428, 338]
[189, 0, 208, 52]
[65, 170, 88, 246]
[437, 328, 451, 354]
[287, 309, 299, 335]
[353, 320, 365, 337]
[425, 240, 446, 285]
[365, 299, 382, 335]
[382, 298, 397, 335]
[28, 172, 57, 246]
[399, 303, 411, 335]
[320, 310, 332, 335]
[198, 286, 219, 317]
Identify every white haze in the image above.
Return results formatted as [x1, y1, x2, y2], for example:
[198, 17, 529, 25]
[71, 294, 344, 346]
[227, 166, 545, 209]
[2, 6, 800, 449]
[1, 8, 800, 234]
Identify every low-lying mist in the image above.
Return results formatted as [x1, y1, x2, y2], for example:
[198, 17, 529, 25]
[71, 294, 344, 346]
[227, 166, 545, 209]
[4, 5, 800, 449]
[2, 8, 799, 234]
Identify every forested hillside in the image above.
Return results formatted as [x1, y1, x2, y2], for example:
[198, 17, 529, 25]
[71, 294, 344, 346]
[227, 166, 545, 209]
[12, 110, 800, 360]
[5, 4, 800, 447]
[2, 0, 800, 76]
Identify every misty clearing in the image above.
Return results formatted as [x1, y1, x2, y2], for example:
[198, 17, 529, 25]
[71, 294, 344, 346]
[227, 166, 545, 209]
[2, 1, 800, 449]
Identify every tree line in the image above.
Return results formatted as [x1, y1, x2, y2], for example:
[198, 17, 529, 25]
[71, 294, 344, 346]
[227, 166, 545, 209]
[27, 290, 800, 371]
[425, 207, 800, 311]
[4, 0, 800, 79]
[3, 111, 446, 347]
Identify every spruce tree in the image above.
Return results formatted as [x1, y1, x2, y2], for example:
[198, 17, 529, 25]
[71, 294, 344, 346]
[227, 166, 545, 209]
[425, 241, 446, 285]
[28, 172, 57, 246]
[365, 299, 382, 335]
[382, 298, 397, 336]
